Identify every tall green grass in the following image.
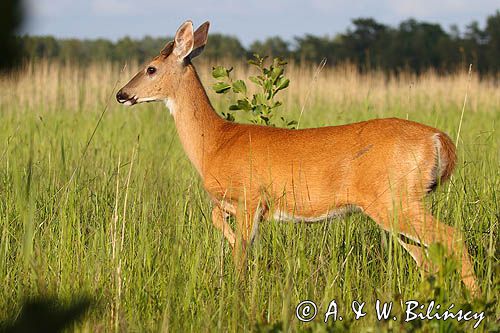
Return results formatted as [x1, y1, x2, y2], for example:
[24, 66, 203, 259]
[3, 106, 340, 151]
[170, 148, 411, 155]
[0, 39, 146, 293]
[0, 61, 498, 332]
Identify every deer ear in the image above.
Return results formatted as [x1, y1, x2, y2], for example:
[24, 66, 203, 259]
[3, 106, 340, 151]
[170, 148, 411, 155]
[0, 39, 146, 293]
[173, 20, 194, 60]
[188, 21, 210, 60]
[160, 40, 174, 57]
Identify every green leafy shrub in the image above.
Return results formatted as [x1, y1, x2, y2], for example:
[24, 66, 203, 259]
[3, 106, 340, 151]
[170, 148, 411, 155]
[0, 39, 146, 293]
[211, 54, 296, 128]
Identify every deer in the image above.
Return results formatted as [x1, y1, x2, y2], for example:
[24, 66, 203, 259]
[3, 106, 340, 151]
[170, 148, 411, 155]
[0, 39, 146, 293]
[116, 20, 479, 294]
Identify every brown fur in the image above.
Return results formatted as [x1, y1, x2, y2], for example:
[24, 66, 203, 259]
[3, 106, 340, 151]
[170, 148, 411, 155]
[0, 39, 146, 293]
[117, 21, 479, 294]
[437, 132, 457, 182]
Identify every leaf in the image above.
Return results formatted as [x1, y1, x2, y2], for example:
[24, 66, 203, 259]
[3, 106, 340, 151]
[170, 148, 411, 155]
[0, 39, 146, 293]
[260, 115, 272, 126]
[253, 104, 265, 116]
[253, 93, 267, 105]
[248, 54, 266, 67]
[248, 59, 259, 66]
[232, 80, 247, 94]
[212, 82, 231, 94]
[277, 58, 288, 66]
[236, 99, 252, 111]
[249, 76, 262, 86]
[212, 66, 229, 79]
[264, 79, 272, 95]
[271, 67, 284, 82]
[222, 112, 235, 122]
[229, 99, 251, 111]
[271, 101, 282, 109]
[275, 78, 290, 91]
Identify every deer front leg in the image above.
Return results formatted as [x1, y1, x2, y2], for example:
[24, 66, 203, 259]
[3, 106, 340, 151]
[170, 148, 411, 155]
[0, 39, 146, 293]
[211, 205, 236, 247]
[233, 200, 265, 276]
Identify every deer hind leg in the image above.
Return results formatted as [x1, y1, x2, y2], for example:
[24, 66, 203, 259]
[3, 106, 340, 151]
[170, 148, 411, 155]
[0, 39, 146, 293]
[211, 205, 236, 248]
[396, 238, 436, 273]
[404, 210, 479, 295]
[366, 202, 479, 295]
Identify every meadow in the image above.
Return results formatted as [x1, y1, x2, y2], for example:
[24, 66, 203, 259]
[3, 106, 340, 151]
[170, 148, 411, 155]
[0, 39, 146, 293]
[0, 59, 498, 332]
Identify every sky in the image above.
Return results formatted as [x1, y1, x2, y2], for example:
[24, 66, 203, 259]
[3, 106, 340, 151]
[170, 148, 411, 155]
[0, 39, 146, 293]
[22, 0, 499, 46]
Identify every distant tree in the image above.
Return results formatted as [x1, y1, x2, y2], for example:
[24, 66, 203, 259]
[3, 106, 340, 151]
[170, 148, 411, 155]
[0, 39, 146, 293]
[114, 37, 139, 63]
[11, 10, 500, 74]
[462, 21, 488, 71]
[484, 10, 500, 72]
[294, 34, 332, 62]
[203, 34, 246, 59]
[139, 36, 169, 62]
[449, 24, 461, 40]
[464, 21, 489, 44]
[59, 39, 88, 63]
[339, 18, 389, 70]
[250, 37, 290, 58]
[20, 36, 60, 59]
[386, 19, 454, 73]
[89, 39, 114, 62]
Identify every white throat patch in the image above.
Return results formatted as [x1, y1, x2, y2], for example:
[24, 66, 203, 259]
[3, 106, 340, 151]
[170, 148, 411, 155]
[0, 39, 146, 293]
[136, 96, 158, 103]
[164, 99, 176, 115]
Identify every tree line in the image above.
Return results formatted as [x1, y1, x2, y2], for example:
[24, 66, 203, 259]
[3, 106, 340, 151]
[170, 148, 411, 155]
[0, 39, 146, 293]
[17, 10, 500, 74]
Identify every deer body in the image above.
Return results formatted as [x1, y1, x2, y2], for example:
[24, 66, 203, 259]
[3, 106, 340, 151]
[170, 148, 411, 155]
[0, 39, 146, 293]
[117, 20, 479, 294]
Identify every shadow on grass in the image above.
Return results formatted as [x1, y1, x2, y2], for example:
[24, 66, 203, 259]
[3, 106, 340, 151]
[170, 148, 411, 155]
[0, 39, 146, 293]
[0, 296, 92, 333]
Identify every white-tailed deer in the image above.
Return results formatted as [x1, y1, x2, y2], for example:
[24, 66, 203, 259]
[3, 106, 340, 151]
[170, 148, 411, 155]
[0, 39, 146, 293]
[116, 20, 479, 294]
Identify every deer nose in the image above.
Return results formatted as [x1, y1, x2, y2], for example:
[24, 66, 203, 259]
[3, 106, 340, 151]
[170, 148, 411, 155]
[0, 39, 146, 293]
[116, 90, 128, 102]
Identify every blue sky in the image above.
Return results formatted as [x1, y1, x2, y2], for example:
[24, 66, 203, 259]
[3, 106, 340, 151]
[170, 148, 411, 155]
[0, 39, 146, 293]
[22, 0, 499, 45]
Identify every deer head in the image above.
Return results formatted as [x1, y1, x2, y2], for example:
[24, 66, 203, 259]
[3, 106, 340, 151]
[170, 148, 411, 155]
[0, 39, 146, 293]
[116, 20, 210, 106]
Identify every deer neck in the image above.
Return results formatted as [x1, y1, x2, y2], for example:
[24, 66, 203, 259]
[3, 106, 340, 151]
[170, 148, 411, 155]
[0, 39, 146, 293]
[167, 64, 225, 177]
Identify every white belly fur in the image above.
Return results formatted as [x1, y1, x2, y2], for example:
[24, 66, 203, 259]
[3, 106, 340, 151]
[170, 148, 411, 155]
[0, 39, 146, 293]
[273, 205, 359, 223]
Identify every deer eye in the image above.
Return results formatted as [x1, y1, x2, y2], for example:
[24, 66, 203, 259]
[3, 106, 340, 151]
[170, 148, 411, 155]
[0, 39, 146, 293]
[146, 66, 157, 75]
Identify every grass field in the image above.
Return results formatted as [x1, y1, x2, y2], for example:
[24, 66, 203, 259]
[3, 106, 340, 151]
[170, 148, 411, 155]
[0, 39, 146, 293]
[0, 60, 498, 332]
